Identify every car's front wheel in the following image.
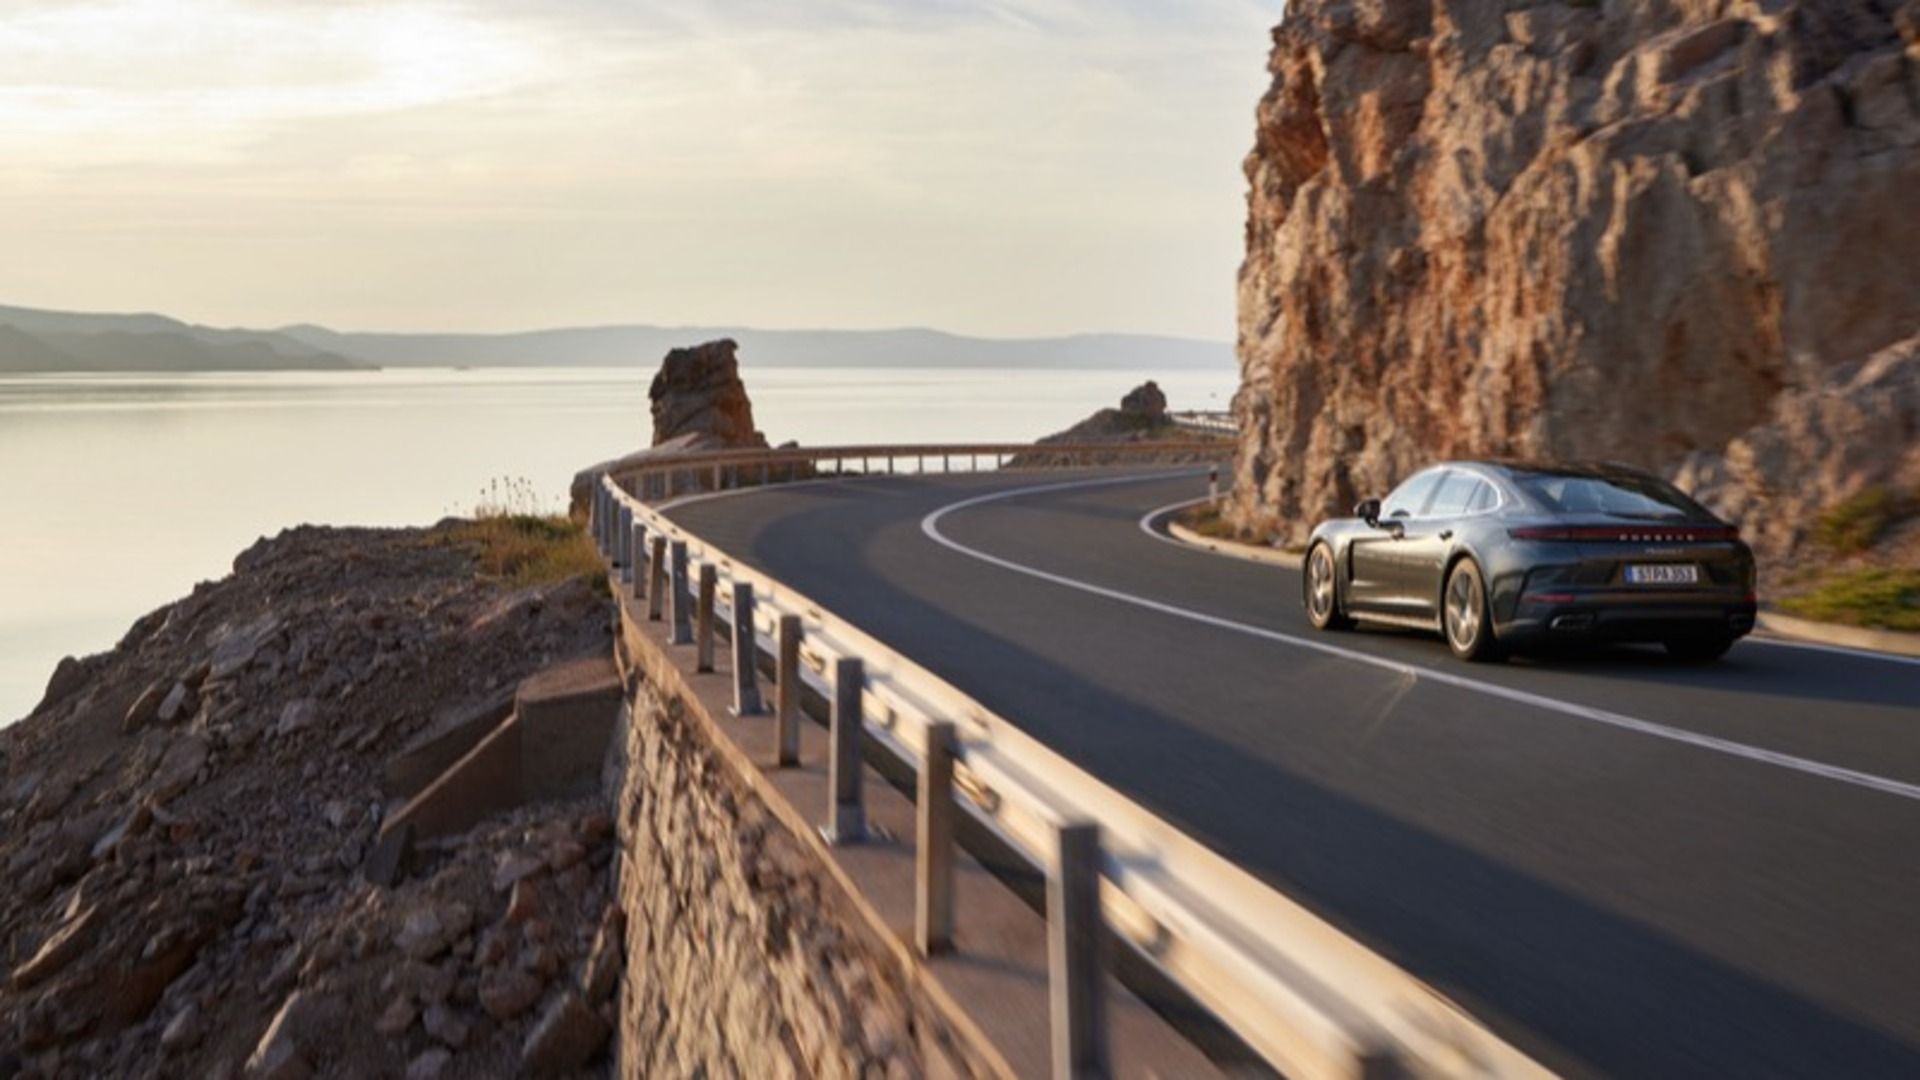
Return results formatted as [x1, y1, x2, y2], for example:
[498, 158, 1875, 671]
[1443, 558, 1503, 662]
[1304, 542, 1352, 630]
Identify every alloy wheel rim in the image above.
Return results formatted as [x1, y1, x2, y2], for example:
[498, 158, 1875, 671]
[1309, 548, 1334, 619]
[1447, 570, 1480, 648]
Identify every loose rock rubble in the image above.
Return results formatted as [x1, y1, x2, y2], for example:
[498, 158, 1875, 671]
[1, 524, 619, 1078]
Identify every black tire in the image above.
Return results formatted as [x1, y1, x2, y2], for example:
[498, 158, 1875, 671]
[1665, 635, 1735, 663]
[1304, 542, 1353, 630]
[1443, 558, 1504, 662]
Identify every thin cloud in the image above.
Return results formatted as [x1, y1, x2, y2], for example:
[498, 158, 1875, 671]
[0, 0, 1278, 338]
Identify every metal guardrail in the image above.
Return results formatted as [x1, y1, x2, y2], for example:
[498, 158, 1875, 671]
[1168, 410, 1237, 436]
[603, 440, 1227, 501]
[590, 452, 1548, 1080]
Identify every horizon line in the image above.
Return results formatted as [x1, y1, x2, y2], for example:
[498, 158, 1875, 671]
[0, 301, 1233, 349]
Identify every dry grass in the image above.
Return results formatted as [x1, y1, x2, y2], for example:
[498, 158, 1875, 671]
[432, 477, 606, 592]
[446, 514, 606, 592]
[1176, 501, 1239, 540]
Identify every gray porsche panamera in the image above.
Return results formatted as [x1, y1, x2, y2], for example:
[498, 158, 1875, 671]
[1302, 461, 1758, 662]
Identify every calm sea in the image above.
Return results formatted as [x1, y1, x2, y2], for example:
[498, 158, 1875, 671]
[0, 366, 1236, 723]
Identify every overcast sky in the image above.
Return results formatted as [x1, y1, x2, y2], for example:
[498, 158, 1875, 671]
[0, 0, 1275, 339]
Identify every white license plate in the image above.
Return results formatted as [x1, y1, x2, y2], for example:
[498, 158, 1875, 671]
[1625, 564, 1700, 585]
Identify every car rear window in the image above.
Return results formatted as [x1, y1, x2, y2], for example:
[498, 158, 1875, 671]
[1511, 471, 1709, 520]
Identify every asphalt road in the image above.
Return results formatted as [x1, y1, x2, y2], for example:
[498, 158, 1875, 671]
[666, 466, 1920, 1079]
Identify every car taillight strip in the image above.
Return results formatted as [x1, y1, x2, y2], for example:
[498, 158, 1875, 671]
[1507, 526, 1738, 542]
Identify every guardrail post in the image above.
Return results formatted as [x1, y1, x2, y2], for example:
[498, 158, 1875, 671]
[731, 582, 765, 716]
[630, 522, 647, 599]
[775, 615, 802, 766]
[647, 536, 667, 621]
[617, 503, 634, 581]
[696, 564, 717, 672]
[1050, 821, 1108, 1080]
[916, 722, 957, 956]
[823, 658, 865, 844]
[593, 485, 608, 553]
[1209, 465, 1220, 509]
[669, 541, 693, 645]
[611, 500, 624, 574]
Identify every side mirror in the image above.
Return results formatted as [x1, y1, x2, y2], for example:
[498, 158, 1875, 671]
[1353, 497, 1382, 526]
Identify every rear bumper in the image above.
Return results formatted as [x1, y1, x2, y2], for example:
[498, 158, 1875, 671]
[1497, 596, 1757, 646]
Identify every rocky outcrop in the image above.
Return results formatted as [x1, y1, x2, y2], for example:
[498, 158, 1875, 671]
[571, 339, 771, 513]
[648, 339, 766, 451]
[1009, 380, 1224, 466]
[1229, 1, 1920, 561]
[1119, 380, 1169, 422]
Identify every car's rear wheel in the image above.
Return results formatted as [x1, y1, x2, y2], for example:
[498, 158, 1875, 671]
[1443, 558, 1503, 662]
[1304, 543, 1352, 630]
[1665, 635, 1735, 663]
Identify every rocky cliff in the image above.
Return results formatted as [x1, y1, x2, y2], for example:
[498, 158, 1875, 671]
[0, 527, 620, 1078]
[1229, 0, 1920, 561]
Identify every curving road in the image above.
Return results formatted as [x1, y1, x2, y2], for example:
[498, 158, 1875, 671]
[665, 466, 1920, 1079]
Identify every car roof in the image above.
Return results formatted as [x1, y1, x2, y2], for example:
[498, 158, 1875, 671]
[1449, 459, 1662, 482]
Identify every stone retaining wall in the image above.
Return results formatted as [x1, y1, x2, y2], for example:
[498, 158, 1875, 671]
[610, 675, 993, 1079]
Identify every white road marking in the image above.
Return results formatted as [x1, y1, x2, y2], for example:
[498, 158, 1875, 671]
[924, 473, 1920, 804]
[1137, 495, 1212, 549]
[1742, 634, 1920, 668]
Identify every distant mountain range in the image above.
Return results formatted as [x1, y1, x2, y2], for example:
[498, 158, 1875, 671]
[0, 303, 1231, 373]
[0, 305, 367, 373]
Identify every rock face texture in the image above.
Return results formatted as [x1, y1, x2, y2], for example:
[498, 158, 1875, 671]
[1229, 0, 1920, 560]
[1677, 332, 1920, 559]
[648, 339, 767, 452]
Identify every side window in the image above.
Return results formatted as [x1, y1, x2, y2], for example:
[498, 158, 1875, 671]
[1466, 480, 1498, 513]
[1381, 470, 1443, 518]
[1426, 472, 1480, 517]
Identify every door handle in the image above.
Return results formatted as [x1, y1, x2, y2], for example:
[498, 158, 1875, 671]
[1439, 529, 1454, 540]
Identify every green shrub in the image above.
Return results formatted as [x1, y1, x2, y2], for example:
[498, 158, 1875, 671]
[1779, 568, 1920, 632]
[1813, 488, 1894, 554]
